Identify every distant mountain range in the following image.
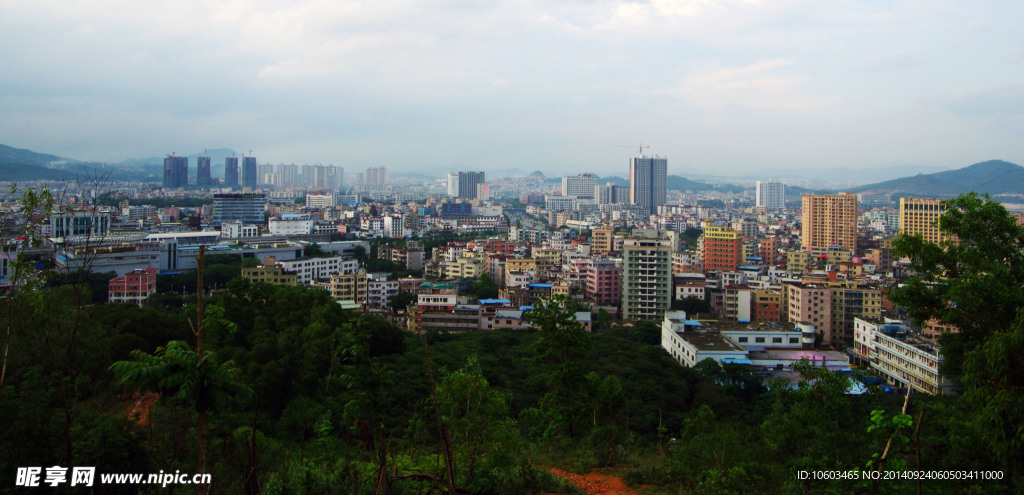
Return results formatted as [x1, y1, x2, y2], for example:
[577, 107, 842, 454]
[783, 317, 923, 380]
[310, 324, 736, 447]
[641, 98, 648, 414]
[0, 143, 158, 181]
[847, 160, 1024, 198]
[1, 143, 1020, 199]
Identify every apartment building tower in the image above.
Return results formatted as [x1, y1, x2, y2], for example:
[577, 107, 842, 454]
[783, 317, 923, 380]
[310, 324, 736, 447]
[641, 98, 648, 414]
[197, 156, 213, 188]
[224, 156, 240, 188]
[756, 179, 787, 209]
[241, 155, 258, 189]
[701, 221, 744, 274]
[621, 229, 672, 321]
[162, 155, 188, 189]
[629, 156, 668, 215]
[801, 193, 858, 252]
[447, 171, 486, 200]
[899, 197, 947, 245]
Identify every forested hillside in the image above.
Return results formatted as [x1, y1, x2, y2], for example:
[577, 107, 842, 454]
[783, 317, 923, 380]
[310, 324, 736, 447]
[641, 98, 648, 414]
[0, 252, 1019, 493]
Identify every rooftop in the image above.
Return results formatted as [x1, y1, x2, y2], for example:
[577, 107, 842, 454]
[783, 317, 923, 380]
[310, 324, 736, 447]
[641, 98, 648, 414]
[681, 331, 746, 353]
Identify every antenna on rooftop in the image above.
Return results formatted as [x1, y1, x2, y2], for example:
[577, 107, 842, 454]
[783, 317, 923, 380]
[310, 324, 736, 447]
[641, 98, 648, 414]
[614, 144, 651, 157]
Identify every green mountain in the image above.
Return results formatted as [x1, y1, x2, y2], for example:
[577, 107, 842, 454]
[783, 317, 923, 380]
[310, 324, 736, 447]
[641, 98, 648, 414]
[0, 143, 164, 182]
[0, 143, 65, 166]
[0, 162, 69, 181]
[668, 175, 746, 194]
[848, 160, 1024, 197]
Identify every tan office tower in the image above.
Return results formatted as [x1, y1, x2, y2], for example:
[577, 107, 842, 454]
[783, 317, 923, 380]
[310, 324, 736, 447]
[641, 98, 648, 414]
[801, 193, 858, 252]
[899, 197, 947, 245]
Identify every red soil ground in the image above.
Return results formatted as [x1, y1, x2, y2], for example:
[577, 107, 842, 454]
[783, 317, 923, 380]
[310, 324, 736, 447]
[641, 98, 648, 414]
[124, 391, 159, 427]
[548, 467, 647, 495]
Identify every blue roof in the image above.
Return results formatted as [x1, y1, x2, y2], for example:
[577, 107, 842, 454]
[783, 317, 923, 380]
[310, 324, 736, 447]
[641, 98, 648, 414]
[738, 266, 760, 270]
[479, 299, 511, 305]
[683, 320, 703, 326]
[520, 305, 534, 311]
[746, 257, 764, 261]
[528, 283, 552, 288]
[722, 358, 753, 365]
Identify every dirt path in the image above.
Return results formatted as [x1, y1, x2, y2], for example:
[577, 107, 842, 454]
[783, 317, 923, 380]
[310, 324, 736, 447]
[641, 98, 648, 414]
[549, 467, 646, 495]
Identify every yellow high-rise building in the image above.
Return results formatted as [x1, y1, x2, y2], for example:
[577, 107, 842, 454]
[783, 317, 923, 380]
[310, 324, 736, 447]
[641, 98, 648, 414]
[801, 193, 858, 252]
[899, 197, 947, 245]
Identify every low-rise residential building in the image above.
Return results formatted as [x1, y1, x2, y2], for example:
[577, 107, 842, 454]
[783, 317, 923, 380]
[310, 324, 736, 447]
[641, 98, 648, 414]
[673, 273, 706, 302]
[662, 311, 838, 369]
[854, 318, 954, 395]
[279, 256, 357, 284]
[366, 273, 400, 308]
[242, 256, 298, 286]
[330, 271, 369, 304]
[108, 268, 158, 305]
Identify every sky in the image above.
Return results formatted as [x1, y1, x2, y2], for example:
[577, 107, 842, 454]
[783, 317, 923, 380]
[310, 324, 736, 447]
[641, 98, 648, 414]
[1, 0, 1022, 179]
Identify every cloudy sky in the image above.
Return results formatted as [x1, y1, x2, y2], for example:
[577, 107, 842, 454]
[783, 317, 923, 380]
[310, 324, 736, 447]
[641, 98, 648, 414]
[1, 0, 1022, 178]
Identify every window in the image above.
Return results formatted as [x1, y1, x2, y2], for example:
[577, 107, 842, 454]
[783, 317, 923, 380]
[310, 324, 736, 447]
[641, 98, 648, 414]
[737, 337, 748, 343]
[772, 337, 783, 344]
[755, 337, 765, 343]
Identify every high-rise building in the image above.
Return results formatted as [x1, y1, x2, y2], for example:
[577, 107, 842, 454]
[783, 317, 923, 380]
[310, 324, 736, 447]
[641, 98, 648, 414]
[196, 156, 213, 188]
[213, 193, 266, 226]
[830, 283, 882, 349]
[621, 229, 672, 321]
[591, 227, 615, 256]
[899, 197, 947, 245]
[242, 156, 258, 189]
[447, 171, 485, 199]
[366, 167, 387, 185]
[801, 193, 858, 252]
[311, 165, 340, 190]
[278, 164, 299, 186]
[561, 173, 597, 199]
[224, 156, 240, 189]
[162, 155, 188, 189]
[756, 179, 787, 209]
[257, 164, 275, 186]
[701, 221, 744, 274]
[595, 183, 626, 205]
[629, 156, 667, 215]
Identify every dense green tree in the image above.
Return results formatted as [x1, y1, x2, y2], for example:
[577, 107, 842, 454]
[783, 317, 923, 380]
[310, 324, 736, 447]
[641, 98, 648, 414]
[110, 340, 252, 482]
[528, 295, 591, 437]
[388, 291, 417, 314]
[468, 272, 499, 299]
[889, 192, 1024, 486]
[890, 192, 1024, 375]
[671, 295, 712, 315]
[593, 308, 612, 331]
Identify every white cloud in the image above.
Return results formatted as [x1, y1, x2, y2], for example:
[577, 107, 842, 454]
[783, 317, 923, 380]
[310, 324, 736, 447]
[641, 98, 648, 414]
[665, 59, 841, 112]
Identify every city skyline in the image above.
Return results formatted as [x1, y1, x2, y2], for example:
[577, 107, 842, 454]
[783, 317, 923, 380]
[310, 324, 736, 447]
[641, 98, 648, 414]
[1, 1, 1022, 177]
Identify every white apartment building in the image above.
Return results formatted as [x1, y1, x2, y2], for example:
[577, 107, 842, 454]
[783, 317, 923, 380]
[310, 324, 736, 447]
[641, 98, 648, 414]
[280, 256, 358, 284]
[268, 217, 315, 236]
[854, 318, 954, 395]
[306, 194, 336, 208]
[366, 273, 400, 308]
[755, 179, 787, 209]
[221, 221, 260, 239]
